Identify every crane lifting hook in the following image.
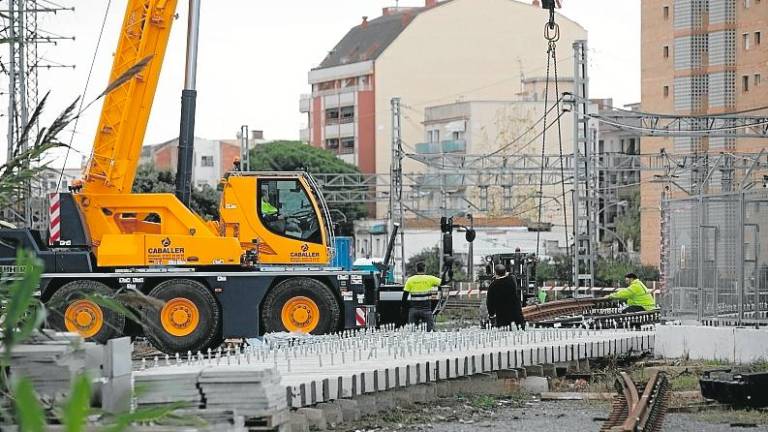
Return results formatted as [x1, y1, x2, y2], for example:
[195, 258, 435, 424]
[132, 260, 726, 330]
[541, 0, 561, 42]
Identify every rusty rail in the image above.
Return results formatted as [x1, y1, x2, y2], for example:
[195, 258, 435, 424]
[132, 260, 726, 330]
[602, 370, 670, 432]
[522, 298, 610, 322]
[533, 309, 660, 329]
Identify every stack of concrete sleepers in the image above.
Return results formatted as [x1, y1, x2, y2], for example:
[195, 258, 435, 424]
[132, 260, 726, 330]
[133, 366, 204, 409]
[7, 332, 87, 399]
[198, 365, 288, 429]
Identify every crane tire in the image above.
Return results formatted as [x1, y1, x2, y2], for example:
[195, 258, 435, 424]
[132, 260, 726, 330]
[262, 278, 340, 335]
[144, 279, 221, 354]
[47, 280, 125, 344]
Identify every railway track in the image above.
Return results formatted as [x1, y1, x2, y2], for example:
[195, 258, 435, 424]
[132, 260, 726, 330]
[602, 371, 670, 432]
[522, 298, 613, 322]
[532, 309, 661, 329]
[443, 297, 661, 328]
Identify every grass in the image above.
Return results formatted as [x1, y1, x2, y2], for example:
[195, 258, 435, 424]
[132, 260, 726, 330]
[381, 409, 408, 424]
[696, 408, 768, 425]
[669, 373, 701, 391]
[468, 395, 497, 410]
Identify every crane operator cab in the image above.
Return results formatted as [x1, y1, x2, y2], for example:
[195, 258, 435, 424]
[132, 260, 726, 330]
[219, 172, 334, 266]
[258, 181, 316, 242]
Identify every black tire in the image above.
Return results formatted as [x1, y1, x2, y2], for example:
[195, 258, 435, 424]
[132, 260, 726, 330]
[47, 280, 125, 344]
[262, 277, 341, 335]
[144, 279, 221, 354]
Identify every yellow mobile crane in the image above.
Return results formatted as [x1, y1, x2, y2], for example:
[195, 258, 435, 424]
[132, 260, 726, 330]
[0, 0, 380, 354]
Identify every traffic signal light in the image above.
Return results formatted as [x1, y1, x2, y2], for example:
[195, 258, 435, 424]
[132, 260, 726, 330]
[440, 216, 453, 234]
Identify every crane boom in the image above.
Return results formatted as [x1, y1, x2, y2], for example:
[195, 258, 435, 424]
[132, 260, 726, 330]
[84, 0, 178, 194]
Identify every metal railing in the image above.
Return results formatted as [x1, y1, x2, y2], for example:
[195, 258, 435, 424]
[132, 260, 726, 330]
[661, 188, 768, 326]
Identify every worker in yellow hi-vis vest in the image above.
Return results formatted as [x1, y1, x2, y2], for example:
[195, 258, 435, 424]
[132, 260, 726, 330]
[401, 262, 442, 331]
[604, 272, 656, 313]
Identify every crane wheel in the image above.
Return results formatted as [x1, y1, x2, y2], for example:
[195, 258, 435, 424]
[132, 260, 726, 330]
[47, 280, 125, 344]
[144, 279, 221, 354]
[262, 278, 340, 334]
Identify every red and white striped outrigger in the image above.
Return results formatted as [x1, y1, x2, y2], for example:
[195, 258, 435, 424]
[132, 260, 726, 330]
[48, 193, 61, 245]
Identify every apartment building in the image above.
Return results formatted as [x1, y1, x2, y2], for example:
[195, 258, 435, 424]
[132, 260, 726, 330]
[641, 0, 768, 266]
[301, 0, 587, 218]
[141, 137, 242, 188]
[414, 92, 576, 224]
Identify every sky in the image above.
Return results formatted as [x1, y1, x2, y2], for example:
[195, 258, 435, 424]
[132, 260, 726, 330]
[5, 0, 640, 168]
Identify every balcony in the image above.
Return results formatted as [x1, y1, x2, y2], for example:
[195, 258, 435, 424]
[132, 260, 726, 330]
[414, 139, 466, 154]
[299, 94, 311, 113]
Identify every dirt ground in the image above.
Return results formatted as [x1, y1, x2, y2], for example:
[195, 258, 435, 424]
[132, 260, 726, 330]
[343, 395, 768, 432]
[343, 358, 768, 432]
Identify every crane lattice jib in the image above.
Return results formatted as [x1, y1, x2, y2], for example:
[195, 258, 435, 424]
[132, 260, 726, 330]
[84, 0, 178, 194]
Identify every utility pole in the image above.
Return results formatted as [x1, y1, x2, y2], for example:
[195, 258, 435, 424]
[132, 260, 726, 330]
[570, 40, 597, 292]
[240, 125, 251, 171]
[390, 97, 406, 282]
[467, 213, 474, 281]
[2, 0, 74, 228]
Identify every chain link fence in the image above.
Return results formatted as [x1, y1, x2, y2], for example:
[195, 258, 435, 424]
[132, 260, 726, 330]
[661, 189, 768, 325]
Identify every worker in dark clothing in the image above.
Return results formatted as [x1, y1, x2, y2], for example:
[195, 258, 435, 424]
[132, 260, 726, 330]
[401, 262, 442, 331]
[486, 264, 526, 329]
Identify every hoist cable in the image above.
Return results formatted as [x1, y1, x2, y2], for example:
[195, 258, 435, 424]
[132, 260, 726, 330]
[535, 40, 554, 259]
[551, 40, 570, 259]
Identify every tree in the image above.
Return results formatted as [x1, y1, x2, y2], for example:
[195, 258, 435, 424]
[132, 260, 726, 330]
[249, 141, 367, 235]
[536, 254, 572, 285]
[595, 257, 660, 287]
[615, 189, 641, 251]
[405, 245, 467, 281]
[132, 164, 220, 220]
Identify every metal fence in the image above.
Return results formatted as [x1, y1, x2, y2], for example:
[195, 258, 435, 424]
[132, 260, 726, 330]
[661, 189, 768, 325]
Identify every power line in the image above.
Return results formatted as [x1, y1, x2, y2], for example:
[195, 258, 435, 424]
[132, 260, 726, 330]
[57, 0, 112, 190]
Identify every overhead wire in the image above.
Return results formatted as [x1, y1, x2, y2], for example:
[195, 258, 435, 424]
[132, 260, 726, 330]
[57, 0, 112, 190]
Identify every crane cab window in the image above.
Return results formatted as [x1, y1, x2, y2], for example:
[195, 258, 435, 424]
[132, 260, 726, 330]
[258, 179, 322, 244]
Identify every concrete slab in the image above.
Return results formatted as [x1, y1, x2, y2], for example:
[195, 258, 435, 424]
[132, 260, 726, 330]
[655, 324, 768, 363]
[336, 399, 360, 422]
[355, 394, 378, 416]
[525, 365, 544, 377]
[288, 413, 309, 432]
[105, 337, 132, 378]
[541, 364, 557, 378]
[521, 376, 549, 394]
[392, 389, 414, 408]
[316, 402, 342, 427]
[296, 408, 326, 430]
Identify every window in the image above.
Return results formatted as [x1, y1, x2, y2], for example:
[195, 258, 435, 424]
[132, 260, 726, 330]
[325, 108, 340, 124]
[745, 0, 751, 7]
[663, 5, 669, 19]
[663, 45, 669, 58]
[452, 131, 463, 141]
[427, 129, 440, 143]
[756, 31, 762, 46]
[340, 137, 355, 153]
[325, 138, 339, 149]
[743, 75, 750, 92]
[663, 85, 670, 97]
[744, 33, 750, 50]
[258, 179, 322, 244]
[201, 155, 214, 167]
[755, 74, 762, 86]
[339, 106, 355, 123]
